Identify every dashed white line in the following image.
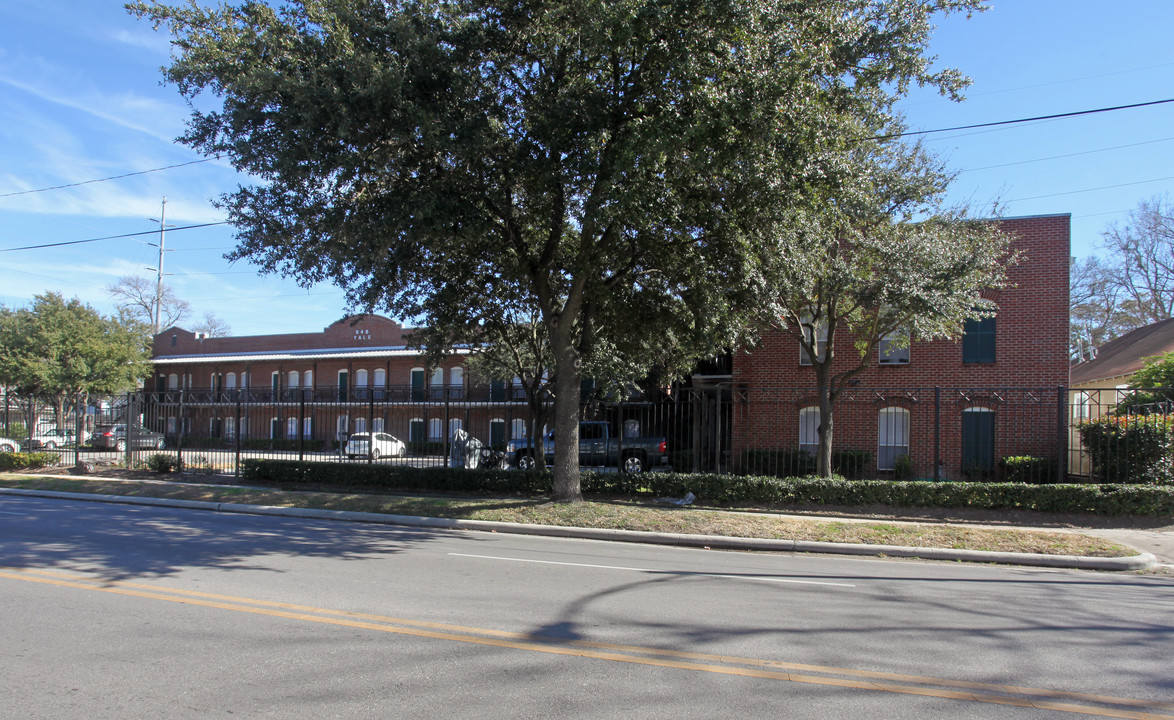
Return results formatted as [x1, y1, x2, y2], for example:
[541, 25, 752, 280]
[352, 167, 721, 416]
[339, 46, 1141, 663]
[448, 553, 856, 587]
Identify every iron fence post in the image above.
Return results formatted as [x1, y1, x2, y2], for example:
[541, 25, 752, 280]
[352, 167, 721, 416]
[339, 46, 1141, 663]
[298, 391, 305, 463]
[235, 391, 243, 477]
[934, 386, 941, 481]
[1056, 385, 1067, 482]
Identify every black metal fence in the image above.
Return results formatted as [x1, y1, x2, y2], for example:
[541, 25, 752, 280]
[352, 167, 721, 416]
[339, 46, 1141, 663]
[4, 385, 1169, 484]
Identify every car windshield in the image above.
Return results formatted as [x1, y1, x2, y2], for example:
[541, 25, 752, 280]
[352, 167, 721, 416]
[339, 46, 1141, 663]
[349, 433, 370, 441]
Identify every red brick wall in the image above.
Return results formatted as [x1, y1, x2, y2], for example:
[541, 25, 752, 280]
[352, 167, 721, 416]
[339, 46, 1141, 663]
[729, 214, 1071, 477]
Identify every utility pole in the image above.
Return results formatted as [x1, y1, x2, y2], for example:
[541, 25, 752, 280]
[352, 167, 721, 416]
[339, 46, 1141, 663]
[147, 197, 174, 336]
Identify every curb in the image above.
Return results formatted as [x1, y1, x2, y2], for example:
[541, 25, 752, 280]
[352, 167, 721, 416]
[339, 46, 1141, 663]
[0, 487, 1157, 572]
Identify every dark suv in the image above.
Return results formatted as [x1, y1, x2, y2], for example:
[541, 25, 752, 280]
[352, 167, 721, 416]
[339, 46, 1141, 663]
[91, 424, 166, 452]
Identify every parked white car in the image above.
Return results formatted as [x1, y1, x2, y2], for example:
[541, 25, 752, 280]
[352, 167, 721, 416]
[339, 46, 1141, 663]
[25, 427, 85, 450]
[0, 436, 18, 453]
[344, 432, 407, 459]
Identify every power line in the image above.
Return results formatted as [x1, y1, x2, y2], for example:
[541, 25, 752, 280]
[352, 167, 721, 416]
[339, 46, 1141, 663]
[879, 98, 1174, 140]
[1006, 175, 1174, 203]
[958, 136, 1174, 174]
[0, 157, 221, 198]
[0, 222, 230, 253]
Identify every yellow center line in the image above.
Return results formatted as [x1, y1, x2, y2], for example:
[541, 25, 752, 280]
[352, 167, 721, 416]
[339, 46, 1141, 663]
[3, 567, 1171, 720]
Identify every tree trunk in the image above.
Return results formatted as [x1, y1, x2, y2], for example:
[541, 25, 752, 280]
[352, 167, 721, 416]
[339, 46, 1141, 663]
[815, 372, 835, 478]
[550, 343, 583, 502]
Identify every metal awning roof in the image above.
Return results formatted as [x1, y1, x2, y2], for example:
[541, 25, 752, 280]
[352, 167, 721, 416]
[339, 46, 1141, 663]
[151, 345, 473, 365]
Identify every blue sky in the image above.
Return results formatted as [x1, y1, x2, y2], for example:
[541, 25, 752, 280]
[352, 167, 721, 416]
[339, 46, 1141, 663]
[1, 1, 1172, 337]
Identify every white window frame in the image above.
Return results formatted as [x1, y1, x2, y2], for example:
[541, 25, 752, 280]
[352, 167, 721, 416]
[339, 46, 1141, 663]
[798, 406, 820, 456]
[428, 418, 443, 441]
[879, 330, 911, 365]
[799, 316, 828, 366]
[877, 407, 910, 471]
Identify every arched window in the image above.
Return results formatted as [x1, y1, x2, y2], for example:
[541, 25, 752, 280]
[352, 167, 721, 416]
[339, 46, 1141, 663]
[373, 417, 385, 432]
[798, 407, 820, 456]
[303, 370, 312, 393]
[168, 373, 179, 390]
[430, 367, 445, 400]
[449, 367, 465, 399]
[355, 369, 368, 387]
[449, 418, 463, 438]
[288, 371, 300, 388]
[225, 372, 237, 389]
[877, 407, 910, 471]
[354, 417, 367, 433]
[428, 418, 443, 441]
[409, 418, 425, 443]
[287, 417, 298, 439]
[511, 418, 527, 439]
[225, 416, 236, 440]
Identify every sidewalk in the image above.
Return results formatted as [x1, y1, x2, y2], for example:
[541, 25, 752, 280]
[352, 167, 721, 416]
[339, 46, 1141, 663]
[1, 477, 1166, 572]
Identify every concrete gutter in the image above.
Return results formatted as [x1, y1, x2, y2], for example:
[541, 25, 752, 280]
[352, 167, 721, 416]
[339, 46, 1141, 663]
[0, 486, 1157, 572]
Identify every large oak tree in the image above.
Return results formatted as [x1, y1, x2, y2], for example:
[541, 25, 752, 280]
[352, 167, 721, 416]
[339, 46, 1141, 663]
[132, 0, 985, 500]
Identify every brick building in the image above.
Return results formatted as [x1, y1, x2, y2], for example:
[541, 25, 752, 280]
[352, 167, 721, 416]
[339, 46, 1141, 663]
[728, 214, 1071, 479]
[149, 315, 529, 450]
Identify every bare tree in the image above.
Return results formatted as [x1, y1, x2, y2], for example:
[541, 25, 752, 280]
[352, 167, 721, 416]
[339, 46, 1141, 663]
[107, 275, 190, 330]
[191, 312, 232, 338]
[1101, 195, 1174, 324]
[1069, 256, 1143, 360]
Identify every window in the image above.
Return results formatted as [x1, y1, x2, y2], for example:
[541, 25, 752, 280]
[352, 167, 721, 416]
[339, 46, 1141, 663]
[962, 316, 996, 363]
[877, 407, 910, 471]
[429, 418, 443, 441]
[225, 416, 236, 440]
[511, 376, 526, 400]
[449, 418, 463, 438]
[225, 373, 237, 390]
[430, 368, 445, 399]
[961, 408, 995, 474]
[490, 379, 507, 402]
[303, 370, 311, 391]
[288, 371, 300, 389]
[337, 415, 350, 439]
[168, 373, 179, 390]
[373, 369, 386, 399]
[511, 418, 528, 439]
[167, 417, 177, 435]
[287, 417, 298, 439]
[355, 369, 368, 388]
[879, 331, 910, 364]
[623, 419, 641, 439]
[798, 406, 820, 456]
[270, 417, 281, 439]
[490, 419, 506, 446]
[354, 417, 367, 434]
[170, 334, 177, 346]
[303, 417, 312, 438]
[411, 368, 426, 402]
[449, 367, 464, 399]
[799, 318, 828, 366]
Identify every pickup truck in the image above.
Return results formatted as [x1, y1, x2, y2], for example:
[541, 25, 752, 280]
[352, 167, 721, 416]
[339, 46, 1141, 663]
[505, 421, 668, 473]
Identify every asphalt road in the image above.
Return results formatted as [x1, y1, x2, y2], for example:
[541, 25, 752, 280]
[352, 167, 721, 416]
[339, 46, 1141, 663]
[2, 495, 1172, 719]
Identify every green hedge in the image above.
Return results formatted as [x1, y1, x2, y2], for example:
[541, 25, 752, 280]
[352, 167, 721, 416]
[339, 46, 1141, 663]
[741, 448, 870, 479]
[0, 451, 61, 470]
[1000, 456, 1058, 484]
[239, 459, 1174, 516]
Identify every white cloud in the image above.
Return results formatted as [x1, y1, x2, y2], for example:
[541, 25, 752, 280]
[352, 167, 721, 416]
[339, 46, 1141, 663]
[112, 29, 172, 55]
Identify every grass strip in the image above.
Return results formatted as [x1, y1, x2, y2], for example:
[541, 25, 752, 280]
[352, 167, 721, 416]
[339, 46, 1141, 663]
[0, 475, 1132, 558]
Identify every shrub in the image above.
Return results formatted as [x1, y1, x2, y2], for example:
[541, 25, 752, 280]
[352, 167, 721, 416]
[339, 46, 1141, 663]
[893, 454, 915, 481]
[742, 449, 814, 477]
[1000, 455, 1057, 484]
[0, 451, 60, 470]
[145, 453, 184, 473]
[239, 459, 1174, 516]
[1078, 415, 1174, 484]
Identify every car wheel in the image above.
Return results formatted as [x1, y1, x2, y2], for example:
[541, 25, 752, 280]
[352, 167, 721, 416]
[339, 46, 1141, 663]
[516, 452, 536, 470]
[622, 453, 645, 473]
[115, 438, 127, 453]
[0, 443, 13, 453]
[370, 448, 382, 460]
[155, 437, 166, 449]
[398, 446, 407, 458]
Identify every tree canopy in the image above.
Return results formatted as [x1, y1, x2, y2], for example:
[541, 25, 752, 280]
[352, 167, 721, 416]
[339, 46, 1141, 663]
[132, 0, 986, 499]
[0, 293, 151, 423]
